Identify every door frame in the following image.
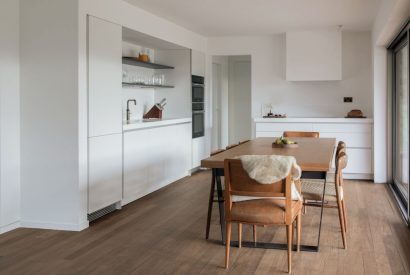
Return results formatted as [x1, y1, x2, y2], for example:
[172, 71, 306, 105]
[388, 19, 410, 225]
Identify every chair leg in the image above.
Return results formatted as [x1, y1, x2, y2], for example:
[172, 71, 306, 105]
[253, 224, 257, 243]
[337, 200, 347, 249]
[225, 222, 232, 269]
[303, 199, 307, 214]
[205, 173, 216, 239]
[341, 199, 348, 232]
[297, 214, 301, 252]
[238, 223, 242, 248]
[287, 225, 293, 274]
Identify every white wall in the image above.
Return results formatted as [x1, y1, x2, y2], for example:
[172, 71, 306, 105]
[208, 32, 373, 119]
[20, 0, 87, 230]
[0, 0, 20, 233]
[372, 0, 410, 183]
[155, 49, 191, 119]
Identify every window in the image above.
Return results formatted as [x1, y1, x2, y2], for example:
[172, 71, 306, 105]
[390, 21, 410, 223]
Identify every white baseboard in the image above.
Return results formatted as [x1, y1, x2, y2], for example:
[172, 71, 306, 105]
[20, 220, 89, 231]
[344, 173, 373, 180]
[0, 221, 20, 234]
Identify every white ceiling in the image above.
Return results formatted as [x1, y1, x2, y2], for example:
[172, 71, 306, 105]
[124, 0, 382, 36]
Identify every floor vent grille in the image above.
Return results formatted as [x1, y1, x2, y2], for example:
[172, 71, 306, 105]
[88, 204, 117, 222]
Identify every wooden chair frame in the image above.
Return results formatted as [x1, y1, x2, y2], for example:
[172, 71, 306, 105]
[303, 151, 348, 249]
[223, 159, 301, 273]
[283, 131, 320, 138]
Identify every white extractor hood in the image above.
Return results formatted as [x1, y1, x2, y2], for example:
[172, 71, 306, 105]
[286, 30, 342, 81]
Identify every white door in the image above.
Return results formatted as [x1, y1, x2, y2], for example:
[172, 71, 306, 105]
[229, 56, 252, 143]
[88, 16, 122, 137]
[88, 134, 123, 213]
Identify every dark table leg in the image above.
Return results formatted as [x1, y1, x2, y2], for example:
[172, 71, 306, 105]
[205, 169, 216, 239]
[215, 168, 225, 244]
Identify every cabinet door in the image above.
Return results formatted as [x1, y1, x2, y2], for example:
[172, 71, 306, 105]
[191, 50, 205, 77]
[88, 134, 123, 213]
[88, 16, 122, 137]
[344, 148, 372, 174]
[123, 124, 192, 205]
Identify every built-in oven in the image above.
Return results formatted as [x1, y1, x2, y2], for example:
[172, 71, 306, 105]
[192, 75, 204, 102]
[192, 75, 205, 138]
[192, 111, 204, 138]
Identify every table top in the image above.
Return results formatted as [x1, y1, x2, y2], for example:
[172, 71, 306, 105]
[201, 137, 336, 172]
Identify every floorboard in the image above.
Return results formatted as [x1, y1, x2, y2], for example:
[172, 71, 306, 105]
[0, 170, 408, 274]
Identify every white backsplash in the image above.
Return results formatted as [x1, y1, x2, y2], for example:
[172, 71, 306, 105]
[122, 87, 154, 121]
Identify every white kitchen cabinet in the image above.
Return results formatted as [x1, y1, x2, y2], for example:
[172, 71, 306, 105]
[123, 122, 191, 205]
[88, 134, 123, 213]
[88, 16, 122, 137]
[191, 50, 205, 77]
[192, 136, 207, 168]
[254, 118, 373, 180]
[286, 31, 342, 81]
[191, 49, 207, 169]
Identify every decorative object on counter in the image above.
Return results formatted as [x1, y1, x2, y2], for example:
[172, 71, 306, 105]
[261, 103, 286, 118]
[272, 136, 298, 148]
[137, 47, 150, 62]
[345, 109, 366, 118]
[126, 99, 137, 122]
[263, 114, 287, 118]
[262, 103, 273, 117]
[143, 98, 167, 120]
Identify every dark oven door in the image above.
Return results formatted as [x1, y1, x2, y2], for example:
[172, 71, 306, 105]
[192, 111, 204, 138]
[192, 85, 204, 102]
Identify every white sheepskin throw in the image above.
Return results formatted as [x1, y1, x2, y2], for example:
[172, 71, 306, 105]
[233, 155, 302, 201]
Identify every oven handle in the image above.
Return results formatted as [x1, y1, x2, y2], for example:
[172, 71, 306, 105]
[192, 83, 204, 87]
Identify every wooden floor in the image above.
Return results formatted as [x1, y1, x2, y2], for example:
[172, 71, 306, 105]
[0, 170, 409, 274]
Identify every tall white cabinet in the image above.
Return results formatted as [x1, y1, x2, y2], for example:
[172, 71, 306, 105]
[191, 50, 207, 168]
[87, 16, 123, 214]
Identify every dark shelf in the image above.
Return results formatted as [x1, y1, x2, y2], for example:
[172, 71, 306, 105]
[122, 57, 174, 69]
[122, 82, 174, 89]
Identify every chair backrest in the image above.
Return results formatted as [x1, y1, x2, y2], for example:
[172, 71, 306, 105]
[283, 131, 320, 138]
[224, 159, 293, 222]
[226, 144, 239, 150]
[210, 149, 225, 156]
[335, 152, 348, 187]
[336, 141, 346, 156]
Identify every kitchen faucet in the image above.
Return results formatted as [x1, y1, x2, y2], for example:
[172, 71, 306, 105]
[126, 99, 137, 122]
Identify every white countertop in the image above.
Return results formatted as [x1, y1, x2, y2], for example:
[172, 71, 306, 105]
[123, 117, 192, 132]
[254, 117, 373, 123]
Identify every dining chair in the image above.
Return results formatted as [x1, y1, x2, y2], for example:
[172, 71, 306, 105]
[205, 148, 226, 239]
[224, 159, 302, 273]
[301, 151, 348, 249]
[283, 131, 320, 138]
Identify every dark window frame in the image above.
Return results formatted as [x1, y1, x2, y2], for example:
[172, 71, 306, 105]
[388, 19, 410, 225]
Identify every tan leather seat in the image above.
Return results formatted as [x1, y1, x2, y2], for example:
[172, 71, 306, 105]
[231, 199, 303, 225]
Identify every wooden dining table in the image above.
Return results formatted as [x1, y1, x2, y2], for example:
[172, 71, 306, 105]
[201, 137, 336, 252]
